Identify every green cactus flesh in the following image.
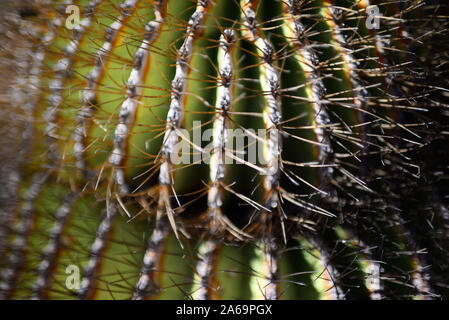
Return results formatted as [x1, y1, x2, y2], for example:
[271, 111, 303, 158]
[0, 0, 449, 300]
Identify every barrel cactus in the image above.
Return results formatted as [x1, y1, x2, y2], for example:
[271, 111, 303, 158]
[0, 0, 448, 300]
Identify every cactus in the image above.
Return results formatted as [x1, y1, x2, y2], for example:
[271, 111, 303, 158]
[0, 0, 448, 300]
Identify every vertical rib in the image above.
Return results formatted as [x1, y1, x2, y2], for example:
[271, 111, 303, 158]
[133, 221, 169, 300]
[74, 0, 141, 175]
[0, 18, 58, 290]
[0, 171, 50, 299]
[195, 240, 219, 300]
[305, 233, 346, 300]
[109, 0, 168, 194]
[20, 26, 57, 160]
[207, 29, 236, 233]
[31, 192, 79, 300]
[360, 0, 405, 109]
[397, 217, 436, 299]
[338, 223, 385, 299]
[263, 237, 279, 300]
[0, 17, 59, 261]
[345, 229, 384, 300]
[241, 0, 282, 209]
[283, 0, 334, 189]
[45, 0, 102, 163]
[324, 1, 371, 131]
[366, 260, 383, 300]
[157, 0, 213, 241]
[77, 203, 117, 300]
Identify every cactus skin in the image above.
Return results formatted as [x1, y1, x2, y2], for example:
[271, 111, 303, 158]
[0, 0, 448, 300]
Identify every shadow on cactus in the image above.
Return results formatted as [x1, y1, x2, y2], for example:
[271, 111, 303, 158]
[0, 0, 448, 300]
